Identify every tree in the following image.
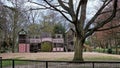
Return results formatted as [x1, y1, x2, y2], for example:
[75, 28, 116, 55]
[39, 11, 65, 34]
[53, 23, 66, 42]
[92, 0, 120, 54]
[29, 0, 119, 61]
[0, 3, 8, 52]
[53, 23, 66, 34]
[1, 0, 28, 52]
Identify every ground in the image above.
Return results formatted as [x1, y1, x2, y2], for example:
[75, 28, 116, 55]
[0, 52, 120, 61]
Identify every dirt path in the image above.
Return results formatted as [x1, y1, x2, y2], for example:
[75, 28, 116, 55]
[0, 52, 120, 60]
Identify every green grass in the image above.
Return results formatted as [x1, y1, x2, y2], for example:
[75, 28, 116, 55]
[2, 57, 30, 67]
[2, 60, 31, 67]
[2, 60, 12, 67]
[2, 55, 120, 67]
[84, 56, 120, 61]
[49, 56, 120, 61]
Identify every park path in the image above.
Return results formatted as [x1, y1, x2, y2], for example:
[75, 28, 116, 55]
[0, 52, 120, 60]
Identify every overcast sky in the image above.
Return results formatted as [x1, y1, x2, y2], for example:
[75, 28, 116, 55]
[24, 0, 102, 19]
[1, 0, 103, 21]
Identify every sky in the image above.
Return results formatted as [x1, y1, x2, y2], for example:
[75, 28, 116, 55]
[1, 0, 102, 13]
[25, 0, 103, 19]
[87, 0, 103, 19]
[30, 0, 102, 19]
[1, 0, 103, 23]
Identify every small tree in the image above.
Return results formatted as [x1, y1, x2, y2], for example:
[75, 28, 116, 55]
[53, 23, 66, 34]
[41, 42, 52, 52]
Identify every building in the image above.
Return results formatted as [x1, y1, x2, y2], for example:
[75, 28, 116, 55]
[18, 29, 64, 53]
[65, 28, 92, 52]
[65, 28, 75, 51]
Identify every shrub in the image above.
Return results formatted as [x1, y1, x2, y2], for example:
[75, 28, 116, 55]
[107, 48, 112, 54]
[41, 42, 52, 52]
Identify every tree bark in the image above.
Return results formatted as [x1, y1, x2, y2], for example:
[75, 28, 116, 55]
[73, 35, 85, 61]
[12, 10, 18, 53]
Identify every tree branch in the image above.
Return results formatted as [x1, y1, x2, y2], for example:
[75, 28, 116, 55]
[28, 1, 48, 8]
[95, 0, 118, 29]
[76, 0, 82, 19]
[28, 1, 68, 14]
[99, 8, 120, 15]
[69, 0, 73, 10]
[29, 8, 68, 13]
[96, 24, 120, 31]
[85, 0, 112, 31]
[68, 0, 76, 21]
[3, 5, 16, 11]
[85, 0, 118, 38]
[43, 0, 72, 23]
[58, 0, 76, 22]
[79, 0, 88, 27]
[58, 0, 69, 11]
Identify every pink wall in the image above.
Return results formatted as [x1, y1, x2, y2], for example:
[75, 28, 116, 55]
[19, 44, 30, 53]
[41, 38, 52, 42]
[53, 47, 64, 52]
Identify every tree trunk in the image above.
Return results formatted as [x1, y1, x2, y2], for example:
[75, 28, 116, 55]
[12, 11, 18, 53]
[73, 35, 85, 61]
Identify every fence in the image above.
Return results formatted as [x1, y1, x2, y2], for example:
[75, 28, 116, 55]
[0, 57, 2, 68]
[1, 59, 120, 68]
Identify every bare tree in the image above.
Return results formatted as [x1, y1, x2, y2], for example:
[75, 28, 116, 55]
[28, 0, 119, 61]
[2, 0, 28, 52]
[92, 0, 120, 54]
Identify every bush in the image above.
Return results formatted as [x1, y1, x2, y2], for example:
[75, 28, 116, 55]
[107, 48, 112, 54]
[0, 47, 7, 53]
[94, 47, 103, 52]
[41, 42, 52, 52]
[93, 47, 108, 53]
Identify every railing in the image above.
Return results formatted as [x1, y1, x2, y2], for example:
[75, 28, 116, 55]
[29, 38, 64, 43]
[0, 57, 2, 68]
[1, 59, 120, 68]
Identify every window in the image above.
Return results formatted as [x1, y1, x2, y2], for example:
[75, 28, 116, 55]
[19, 39, 26, 43]
[57, 35, 60, 38]
[36, 36, 39, 39]
[70, 41, 74, 45]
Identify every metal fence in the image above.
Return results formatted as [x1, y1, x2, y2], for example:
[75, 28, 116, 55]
[0, 57, 2, 68]
[1, 59, 120, 68]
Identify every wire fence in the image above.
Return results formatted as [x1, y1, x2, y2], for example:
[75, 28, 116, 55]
[1, 58, 120, 68]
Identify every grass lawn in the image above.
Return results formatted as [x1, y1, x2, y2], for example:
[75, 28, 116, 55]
[2, 59, 30, 67]
[84, 56, 120, 61]
[2, 56, 120, 67]
[56, 56, 120, 61]
[2, 60, 12, 67]
[1, 52, 120, 67]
